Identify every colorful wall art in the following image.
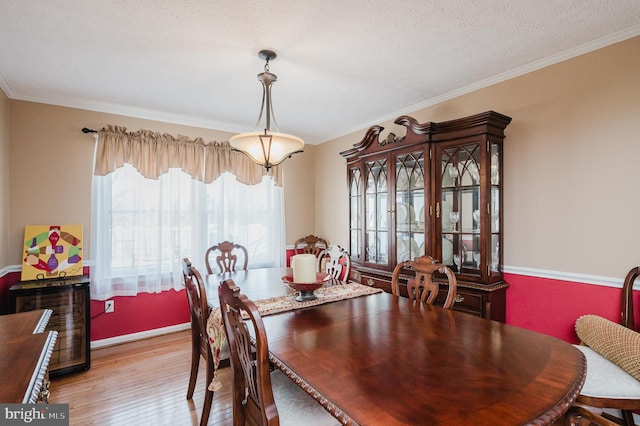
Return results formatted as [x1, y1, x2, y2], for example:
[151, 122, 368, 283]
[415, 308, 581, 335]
[22, 225, 83, 281]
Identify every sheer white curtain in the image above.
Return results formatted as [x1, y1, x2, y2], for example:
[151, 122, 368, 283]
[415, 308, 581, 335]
[90, 127, 285, 300]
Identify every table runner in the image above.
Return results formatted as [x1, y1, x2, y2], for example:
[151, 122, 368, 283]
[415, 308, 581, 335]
[206, 282, 383, 391]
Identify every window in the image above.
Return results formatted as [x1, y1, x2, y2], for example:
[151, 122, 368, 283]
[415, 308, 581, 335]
[90, 164, 285, 300]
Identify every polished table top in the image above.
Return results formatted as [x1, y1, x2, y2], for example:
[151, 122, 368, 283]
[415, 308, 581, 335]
[0, 309, 52, 338]
[205, 266, 299, 309]
[207, 267, 586, 425]
[0, 309, 57, 403]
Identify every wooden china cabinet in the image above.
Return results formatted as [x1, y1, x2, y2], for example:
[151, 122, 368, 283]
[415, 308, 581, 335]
[340, 111, 511, 321]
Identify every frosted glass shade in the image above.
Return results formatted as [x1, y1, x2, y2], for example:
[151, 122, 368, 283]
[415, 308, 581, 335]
[230, 130, 304, 169]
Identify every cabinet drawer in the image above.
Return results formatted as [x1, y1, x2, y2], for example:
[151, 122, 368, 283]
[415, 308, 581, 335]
[452, 290, 483, 312]
[436, 287, 483, 316]
[361, 274, 392, 293]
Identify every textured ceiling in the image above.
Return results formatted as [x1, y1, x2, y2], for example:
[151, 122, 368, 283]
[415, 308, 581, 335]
[1, 1, 639, 144]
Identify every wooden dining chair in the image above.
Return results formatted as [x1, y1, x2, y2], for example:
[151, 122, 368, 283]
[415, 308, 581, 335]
[294, 235, 329, 257]
[572, 266, 640, 426]
[205, 240, 249, 275]
[564, 405, 620, 426]
[316, 244, 351, 283]
[391, 255, 458, 309]
[218, 279, 340, 426]
[182, 258, 215, 426]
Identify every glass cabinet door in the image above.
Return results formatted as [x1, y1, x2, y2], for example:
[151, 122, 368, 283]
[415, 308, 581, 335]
[436, 139, 503, 283]
[348, 167, 362, 260]
[439, 143, 482, 278]
[395, 151, 425, 263]
[489, 141, 502, 276]
[364, 159, 388, 265]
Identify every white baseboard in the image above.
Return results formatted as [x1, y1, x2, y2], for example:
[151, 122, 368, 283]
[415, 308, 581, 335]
[91, 322, 190, 349]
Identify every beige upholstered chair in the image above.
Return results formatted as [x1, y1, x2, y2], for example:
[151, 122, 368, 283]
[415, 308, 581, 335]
[294, 235, 329, 257]
[218, 279, 340, 426]
[205, 240, 248, 275]
[316, 245, 351, 283]
[572, 266, 640, 426]
[391, 255, 458, 309]
[182, 258, 215, 426]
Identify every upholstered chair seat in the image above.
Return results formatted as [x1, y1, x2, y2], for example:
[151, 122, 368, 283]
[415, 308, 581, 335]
[574, 345, 640, 400]
[572, 309, 640, 425]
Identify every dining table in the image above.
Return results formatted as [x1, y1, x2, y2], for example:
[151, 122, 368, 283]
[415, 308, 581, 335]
[0, 309, 57, 403]
[206, 267, 586, 425]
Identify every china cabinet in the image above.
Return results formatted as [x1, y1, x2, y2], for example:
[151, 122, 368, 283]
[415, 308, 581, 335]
[341, 111, 511, 321]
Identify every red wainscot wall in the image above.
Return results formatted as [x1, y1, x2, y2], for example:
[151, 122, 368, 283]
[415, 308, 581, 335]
[0, 268, 190, 342]
[89, 247, 304, 341]
[87, 271, 635, 344]
[90, 289, 189, 341]
[2, 261, 638, 344]
[504, 272, 638, 344]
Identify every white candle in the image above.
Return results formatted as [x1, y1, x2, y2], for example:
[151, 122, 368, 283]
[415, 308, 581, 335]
[292, 254, 317, 283]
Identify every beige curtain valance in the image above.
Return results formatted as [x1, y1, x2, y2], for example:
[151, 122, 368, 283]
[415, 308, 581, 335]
[94, 125, 282, 186]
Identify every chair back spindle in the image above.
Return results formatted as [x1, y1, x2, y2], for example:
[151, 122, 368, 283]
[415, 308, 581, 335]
[317, 245, 351, 283]
[294, 235, 329, 257]
[391, 255, 457, 309]
[205, 241, 249, 275]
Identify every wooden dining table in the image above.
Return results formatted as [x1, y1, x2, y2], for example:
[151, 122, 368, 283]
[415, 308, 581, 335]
[206, 267, 586, 425]
[0, 309, 57, 403]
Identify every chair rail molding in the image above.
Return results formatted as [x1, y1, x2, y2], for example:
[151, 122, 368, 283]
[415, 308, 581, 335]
[504, 265, 629, 289]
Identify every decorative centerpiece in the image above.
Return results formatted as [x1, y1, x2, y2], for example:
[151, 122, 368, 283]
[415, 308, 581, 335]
[283, 254, 331, 302]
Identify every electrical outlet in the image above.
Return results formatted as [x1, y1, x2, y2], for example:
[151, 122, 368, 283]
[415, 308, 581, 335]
[105, 300, 115, 313]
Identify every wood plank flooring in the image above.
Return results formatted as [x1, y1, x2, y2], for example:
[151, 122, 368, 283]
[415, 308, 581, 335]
[49, 330, 233, 426]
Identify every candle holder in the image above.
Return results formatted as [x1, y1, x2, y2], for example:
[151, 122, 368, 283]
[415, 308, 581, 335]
[282, 272, 331, 302]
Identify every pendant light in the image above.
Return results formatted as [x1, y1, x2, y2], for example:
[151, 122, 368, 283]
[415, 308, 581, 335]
[229, 50, 304, 170]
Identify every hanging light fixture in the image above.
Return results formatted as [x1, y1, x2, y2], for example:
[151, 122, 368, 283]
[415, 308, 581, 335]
[229, 49, 304, 170]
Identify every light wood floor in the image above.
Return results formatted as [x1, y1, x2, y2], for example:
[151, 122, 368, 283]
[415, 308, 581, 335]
[49, 330, 233, 426]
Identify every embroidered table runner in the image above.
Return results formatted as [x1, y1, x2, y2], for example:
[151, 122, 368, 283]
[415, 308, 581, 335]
[206, 282, 383, 391]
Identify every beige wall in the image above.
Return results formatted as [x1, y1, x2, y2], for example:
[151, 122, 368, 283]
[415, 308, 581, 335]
[316, 36, 640, 278]
[5, 36, 639, 278]
[0, 88, 9, 268]
[6, 102, 315, 266]
[281, 144, 316, 244]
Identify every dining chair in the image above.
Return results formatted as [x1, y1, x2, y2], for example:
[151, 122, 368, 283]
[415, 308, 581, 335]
[294, 234, 329, 257]
[391, 255, 458, 309]
[218, 279, 340, 426]
[572, 266, 640, 426]
[316, 245, 351, 283]
[182, 258, 215, 426]
[205, 240, 249, 275]
[564, 405, 620, 426]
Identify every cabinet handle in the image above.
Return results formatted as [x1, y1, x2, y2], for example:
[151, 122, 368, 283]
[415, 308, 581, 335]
[455, 294, 464, 303]
[367, 279, 375, 287]
[436, 202, 440, 219]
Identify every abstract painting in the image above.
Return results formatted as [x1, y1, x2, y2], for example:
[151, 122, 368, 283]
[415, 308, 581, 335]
[21, 224, 83, 281]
